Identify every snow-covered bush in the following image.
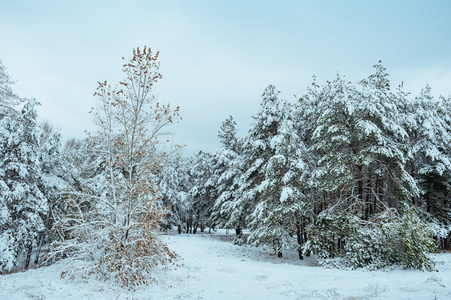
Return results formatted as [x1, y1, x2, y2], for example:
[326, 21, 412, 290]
[305, 210, 353, 261]
[382, 206, 436, 271]
[56, 188, 179, 289]
[307, 207, 436, 270]
[343, 225, 387, 269]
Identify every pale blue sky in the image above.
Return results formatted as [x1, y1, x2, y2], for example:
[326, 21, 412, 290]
[1, 0, 450, 154]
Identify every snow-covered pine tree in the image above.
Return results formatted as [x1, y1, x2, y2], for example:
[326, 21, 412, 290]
[407, 86, 451, 222]
[238, 85, 309, 258]
[289, 87, 321, 258]
[188, 151, 217, 233]
[158, 153, 192, 234]
[296, 75, 322, 146]
[357, 62, 418, 209]
[311, 64, 417, 218]
[33, 121, 67, 265]
[217, 115, 240, 152]
[309, 74, 358, 206]
[0, 99, 47, 272]
[211, 116, 246, 243]
[403, 87, 451, 249]
[307, 62, 435, 269]
[0, 59, 21, 118]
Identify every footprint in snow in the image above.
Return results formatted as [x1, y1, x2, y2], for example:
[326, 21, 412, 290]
[255, 275, 268, 281]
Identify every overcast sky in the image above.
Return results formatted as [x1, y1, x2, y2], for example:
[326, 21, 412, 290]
[1, 0, 450, 155]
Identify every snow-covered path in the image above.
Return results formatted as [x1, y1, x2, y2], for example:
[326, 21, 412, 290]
[162, 231, 451, 299]
[1, 231, 451, 299]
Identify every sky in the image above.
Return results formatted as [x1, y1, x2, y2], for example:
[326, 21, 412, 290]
[1, 0, 451, 155]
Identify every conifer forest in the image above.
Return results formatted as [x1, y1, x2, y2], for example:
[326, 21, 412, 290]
[1, 46, 451, 299]
[4, 0, 451, 290]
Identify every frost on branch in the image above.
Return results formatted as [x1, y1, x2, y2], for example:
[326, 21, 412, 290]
[49, 46, 180, 289]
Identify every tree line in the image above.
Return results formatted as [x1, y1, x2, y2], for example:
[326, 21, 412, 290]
[163, 62, 451, 270]
[1, 55, 450, 289]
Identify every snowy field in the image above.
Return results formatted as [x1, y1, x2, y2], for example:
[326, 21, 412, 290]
[1, 230, 451, 300]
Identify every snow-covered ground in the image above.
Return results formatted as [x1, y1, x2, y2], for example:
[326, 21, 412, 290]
[1, 230, 451, 299]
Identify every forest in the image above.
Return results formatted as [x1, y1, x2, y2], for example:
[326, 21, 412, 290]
[0, 48, 450, 290]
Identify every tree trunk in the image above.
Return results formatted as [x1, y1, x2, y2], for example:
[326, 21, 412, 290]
[294, 211, 304, 260]
[34, 232, 45, 265]
[303, 214, 308, 255]
[375, 177, 381, 213]
[330, 235, 335, 258]
[378, 177, 383, 205]
[192, 209, 200, 234]
[358, 165, 363, 212]
[187, 218, 192, 234]
[24, 244, 33, 270]
[411, 163, 416, 205]
[274, 240, 283, 258]
[365, 175, 370, 220]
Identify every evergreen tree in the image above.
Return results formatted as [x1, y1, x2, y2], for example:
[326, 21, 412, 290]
[33, 122, 67, 265]
[158, 153, 192, 234]
[211, 116, 245, 242]
[0, 59, 21, 118]
[237, 85, 309, 257]
[407, 86, 451, 223]
[217, 115, 240, 152]
[311, 63, 417, 218]
[0, 99, 47, 272]
[307, 62, 435, 268]
[189, 151, 217, 233]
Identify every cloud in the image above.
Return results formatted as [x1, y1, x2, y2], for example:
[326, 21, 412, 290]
[1, 1, 450, 155]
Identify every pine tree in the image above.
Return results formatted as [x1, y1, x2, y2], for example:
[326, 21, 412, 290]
[217, 115, 240, 152]
[407, 86, 451, 222]
[0, 59, 21, 118]
[237, 85, 310, 257]
[0, 99, 47, 272]
[211, 116, 246, 242]
[307, 62, 436, 269]
[33, 121, 67, 265]
[189, 151, 217, 233]
[158, 153, 192, 234]
[312, 63, 417, 218]
[357, 62, 418, 208]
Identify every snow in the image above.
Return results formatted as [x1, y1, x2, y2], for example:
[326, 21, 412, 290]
[40, 174, 68, 190]
[1, 230, 451, 299]
[280, 186, 293, 203]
